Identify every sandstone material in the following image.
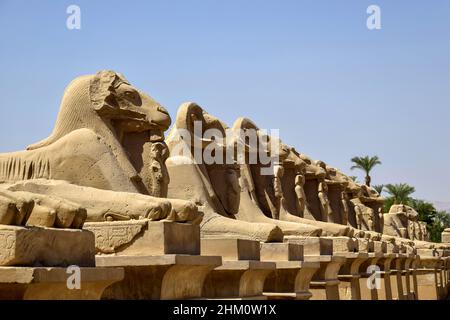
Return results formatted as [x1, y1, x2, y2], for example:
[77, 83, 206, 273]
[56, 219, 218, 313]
[84, 220, 200, 256]
[414, 256, 445, 300]
[442, 228, 450, 243]
[201, 238, 275, 299]
[260, 242, 303, 261]
[373, 241, 387, 253]
[259, 242, 319, 300]
[338, 253, 370, 300]
[97, 254, 221, 300]
[0, 266, 124, 300]
[0, 71, 200, 227]
[285, 237, 332, 255]
[263, 261, 319, 300]
[357, 238, 372, 253]
[307, 255, 346, 300]
[0, 225, 95, 267]
[201, 238, 260, 261]
[321, 236, 358, 254]
[203, 260, 275, 299]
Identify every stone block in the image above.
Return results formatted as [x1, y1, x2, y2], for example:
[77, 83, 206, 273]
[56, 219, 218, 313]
[83, 220, 200, 256]
[322, 236, 358, 254]
[0, 225, 95, 267]
[286, 237, 331, 255]
[442, 230, 450, 243]
[0, 266, 123, 300]
[201, 238, 259, 261]
[373, 241, 386, 253]
[96, 254, 221, 300]
[260, 242, 303, 261]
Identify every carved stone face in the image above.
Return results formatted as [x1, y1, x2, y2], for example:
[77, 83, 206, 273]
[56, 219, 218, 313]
[91, 71, 171, 142]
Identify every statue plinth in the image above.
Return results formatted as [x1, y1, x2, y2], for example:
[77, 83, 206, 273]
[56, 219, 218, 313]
[201, 238, 274, 299]
[0, 267, 123, 300]
[86, 220, 222, 300]
[0, 225, 95, 266]
[0, 225, 124, 299]
[442, 229, 450, 243]
[260, 242, 319, 300]
[83, 219, 200, 256]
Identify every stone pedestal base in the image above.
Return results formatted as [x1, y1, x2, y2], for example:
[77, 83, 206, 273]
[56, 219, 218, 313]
[201, 238, 274, 299]
[389, 254, 411, 300]
[97, 254, 221, 300]
[84, 220, 200, 255]
[337, 253, 369, 300]
[401, 257, 417, 300]
[373, 254, 396, 300]
[286, 236, 356, 255]
[87, 220, 220, 300]
[260, 242, 319, 300]
[338, 275, 361, 300]
[441, 229, 450, 243]
[0, 266, 123, 300]
[0, 225, 95, 266]
[415, 256, 444, 300]
[358, 253, 383, 300]
[203, 260, 274, 299]
[263, 260, 319, 300]
[306, 255, 345, 300]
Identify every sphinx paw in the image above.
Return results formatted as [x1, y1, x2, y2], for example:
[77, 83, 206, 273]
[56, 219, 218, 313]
[144, 199, 172, 220]
[167, 199, 201, 223]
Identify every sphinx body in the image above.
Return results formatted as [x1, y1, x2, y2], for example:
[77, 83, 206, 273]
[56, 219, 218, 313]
[0, 71, 199, 228]
[230, 118, 360, 237]
[165, 103, 342, 242]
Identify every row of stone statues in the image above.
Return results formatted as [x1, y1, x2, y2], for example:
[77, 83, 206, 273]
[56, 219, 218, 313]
[0, 70, 447, 300]
[0, 69, 426, 243]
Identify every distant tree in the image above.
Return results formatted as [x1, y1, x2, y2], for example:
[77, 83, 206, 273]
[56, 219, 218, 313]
[350, 156, 382, 186]
[383, 196, 395, 213]
[409, 199, 436, 225]
[427, 211, 450, 242]
[380, 184, 449, 242]
[349, 176, 359, 183]
[372, 184, 385, 195]
[384, 183, 415, 205]
[433, 210, 450, 228]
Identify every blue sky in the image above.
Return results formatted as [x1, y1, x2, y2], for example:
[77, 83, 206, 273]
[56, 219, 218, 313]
[0, 0, 449, 203]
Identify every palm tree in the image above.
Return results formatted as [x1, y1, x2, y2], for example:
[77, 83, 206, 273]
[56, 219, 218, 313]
[409, 199, 436, 224]
[433, 211, 450, 228]
[350, 155, 382, 186]
[384, 183, 415, 205]
[372, 184, 384, 195]
[428, 211, 450, 242]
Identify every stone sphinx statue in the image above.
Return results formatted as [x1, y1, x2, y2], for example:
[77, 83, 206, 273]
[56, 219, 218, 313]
[165, 102, 284, 242]
[382, 204, 413, 239]
[295, 155, 348, 227]
[231, 118, 353, 237]
[0, 70, 199, 228]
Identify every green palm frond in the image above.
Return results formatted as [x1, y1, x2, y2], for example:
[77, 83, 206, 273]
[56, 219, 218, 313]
[373, 184, 384, 195]
[350, 156, 382, 174]
[350, 155, 381, 186]
[384, 183, 415, 204]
